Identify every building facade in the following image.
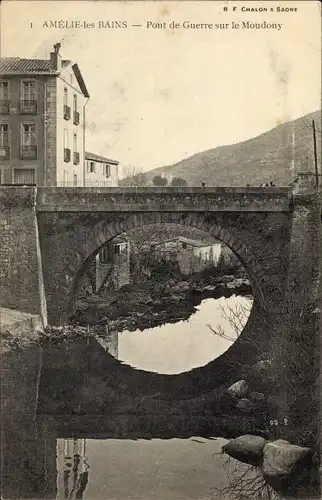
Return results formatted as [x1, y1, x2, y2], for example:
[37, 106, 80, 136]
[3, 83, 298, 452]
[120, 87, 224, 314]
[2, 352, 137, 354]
[0, 44, 117, 187]
[78, 236, 130, 297]
[0, 45, 89, 186]
[85, 151, 119, 187]
[150, 236, 222, 275]
[95, 235, 130, 291]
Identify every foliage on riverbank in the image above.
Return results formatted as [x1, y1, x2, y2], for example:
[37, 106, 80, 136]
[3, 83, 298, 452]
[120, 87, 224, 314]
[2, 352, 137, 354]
[74, 254, 251, 331]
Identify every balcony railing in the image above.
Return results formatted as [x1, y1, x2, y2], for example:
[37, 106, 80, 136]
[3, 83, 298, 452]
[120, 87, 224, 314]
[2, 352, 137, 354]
[73, 151, 80, 165]
[73, 111, 80, 125]
[64, 105, 71, 120]
[20, 100, 38, 114]
[64, 148, 71, 162]
[20, 145, 37, 159]
[0, 100, 10, 114]
[0, 145, 10, 159]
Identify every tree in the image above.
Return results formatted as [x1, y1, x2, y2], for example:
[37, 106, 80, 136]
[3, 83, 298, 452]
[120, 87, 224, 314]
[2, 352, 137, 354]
[131, 172, 147, 186]
[171, 176, 188, 187]
[120, 165, 147, 186]
[152, 175, 168, 186]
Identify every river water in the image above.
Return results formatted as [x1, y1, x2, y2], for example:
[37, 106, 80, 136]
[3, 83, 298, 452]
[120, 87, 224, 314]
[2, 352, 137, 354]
[117, 295, 252, 374]
[1, 295, 252, 500]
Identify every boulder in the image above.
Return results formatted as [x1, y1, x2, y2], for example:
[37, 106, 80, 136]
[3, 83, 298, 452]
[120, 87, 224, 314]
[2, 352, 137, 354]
[227, 380, 248, 398]
[236, 398, 259, 413]
[262, 440, 313, 493]
[170, 281, 190, 293]
[252, 359, 273, 375]
[249, 391, 266, 403]
[222, 434, 267, 466]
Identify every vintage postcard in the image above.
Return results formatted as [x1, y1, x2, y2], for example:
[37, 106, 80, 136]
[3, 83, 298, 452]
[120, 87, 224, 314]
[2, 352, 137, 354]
[0, 0, 321, 499]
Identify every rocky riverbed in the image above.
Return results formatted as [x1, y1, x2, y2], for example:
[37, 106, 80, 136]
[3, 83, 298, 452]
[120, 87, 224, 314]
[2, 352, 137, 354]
[73, 273, 252, 333]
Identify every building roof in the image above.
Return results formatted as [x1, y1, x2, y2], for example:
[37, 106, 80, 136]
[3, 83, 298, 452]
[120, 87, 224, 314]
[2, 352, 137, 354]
[85, 151, 119, 165]
[71, 63, 90, 98]
[0, 58, 56, 74]
[179, 236, 217, 248]
[0, 58, 90, 98]
[151, 236, 219, 248]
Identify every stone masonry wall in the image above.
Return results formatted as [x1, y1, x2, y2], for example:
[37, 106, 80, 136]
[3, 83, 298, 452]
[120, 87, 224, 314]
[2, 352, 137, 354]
[96, 253, 131, 292]
[110, 254, 131, 289]
[282, 182, 321, 436]
[0, 186, 47, 325]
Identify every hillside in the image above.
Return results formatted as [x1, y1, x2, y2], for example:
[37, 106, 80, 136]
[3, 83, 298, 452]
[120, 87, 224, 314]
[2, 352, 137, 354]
[125, 111, 321, 187]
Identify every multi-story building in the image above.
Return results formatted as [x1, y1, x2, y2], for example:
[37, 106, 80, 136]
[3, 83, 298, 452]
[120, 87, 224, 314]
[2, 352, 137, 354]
[85, 151, 119, 187]
[0, 43, 90, 185]
[149, 236, 223, 275]
[95, 235, 130, 291]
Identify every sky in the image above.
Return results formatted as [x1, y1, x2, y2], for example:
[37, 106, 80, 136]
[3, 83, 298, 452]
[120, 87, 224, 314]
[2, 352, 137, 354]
[1, 0, 321, 173]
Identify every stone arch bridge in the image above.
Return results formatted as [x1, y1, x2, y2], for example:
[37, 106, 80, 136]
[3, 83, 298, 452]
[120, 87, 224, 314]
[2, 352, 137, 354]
[0, 179, 320, 326]
[0, 179, 320, 402]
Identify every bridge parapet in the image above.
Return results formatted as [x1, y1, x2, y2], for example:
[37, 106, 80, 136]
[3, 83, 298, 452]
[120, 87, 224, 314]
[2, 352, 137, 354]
[37, 187, 293, 213]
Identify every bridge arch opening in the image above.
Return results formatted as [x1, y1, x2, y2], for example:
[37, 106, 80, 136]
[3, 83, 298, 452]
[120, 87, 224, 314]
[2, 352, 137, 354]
[62, 212, 265, 322]
[72, 221, 254, 374]
[57, 212, 266, 376]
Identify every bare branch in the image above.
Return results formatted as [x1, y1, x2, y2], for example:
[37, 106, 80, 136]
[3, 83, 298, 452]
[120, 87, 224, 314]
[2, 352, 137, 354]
[207, 299, 252, 343]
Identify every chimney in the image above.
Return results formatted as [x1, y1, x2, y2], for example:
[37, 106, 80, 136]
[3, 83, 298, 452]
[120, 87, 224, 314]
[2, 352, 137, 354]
[50, 43, 62, 71]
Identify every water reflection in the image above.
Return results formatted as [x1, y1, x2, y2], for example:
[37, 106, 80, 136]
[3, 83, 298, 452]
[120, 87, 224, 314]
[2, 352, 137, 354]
[1, 295, 253, 499]
[107, 296, 252, 374]
[57, 439, 89, 499]
[60, 437, 230, 500]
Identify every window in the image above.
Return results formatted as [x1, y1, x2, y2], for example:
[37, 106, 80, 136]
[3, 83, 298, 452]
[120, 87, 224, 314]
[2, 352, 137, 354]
[63, 129, 70, 162]
[73, 94, 79, 125]
[64, 87, 68, 106]
[182, 243, 187, 249]
[0, 82, 10, 113]
[22, 80, 36, 100]
[113, 244, 121, 255]
[87, 161, 95, 173]
[14, 168, 35, 184]
[99, 245, 110, 264]
[104, 164, 111, 177]
[21, 124, 37, 158]
[63, 129, 68, 149]
[22, 124, 36, 145]
[73, 174, 77, 187]
[73, 134, 79, 165]
[0, 82, 9, 100]
[63, 88, 71, 120]
[20, 82, 37, 113]
[0, 124, 8, 146]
